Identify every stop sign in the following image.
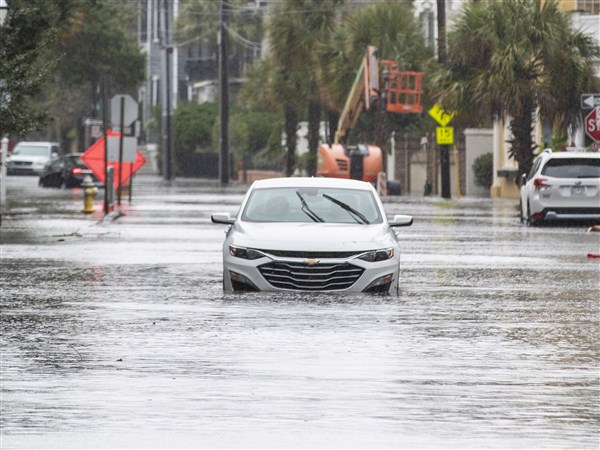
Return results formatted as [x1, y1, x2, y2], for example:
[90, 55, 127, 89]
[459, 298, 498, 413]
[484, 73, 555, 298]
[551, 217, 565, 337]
[585, 107, 600, 141]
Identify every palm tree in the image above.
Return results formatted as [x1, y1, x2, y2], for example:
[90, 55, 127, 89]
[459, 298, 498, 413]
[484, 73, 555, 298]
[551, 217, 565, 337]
[268, 0, 341, 176]
[318, 1, 432, 149]
[432, 0, 599, 175]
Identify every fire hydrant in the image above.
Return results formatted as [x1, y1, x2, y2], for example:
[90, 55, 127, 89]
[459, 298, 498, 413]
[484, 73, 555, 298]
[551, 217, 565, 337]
[81, 175, 97, 214]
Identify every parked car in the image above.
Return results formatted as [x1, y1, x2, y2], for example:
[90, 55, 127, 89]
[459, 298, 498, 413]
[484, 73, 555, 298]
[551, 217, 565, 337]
[38, 153, 99, 188]
[6, 141, 61, 175]
[519, 149, 600, 225]
[211, 177, 413, 293]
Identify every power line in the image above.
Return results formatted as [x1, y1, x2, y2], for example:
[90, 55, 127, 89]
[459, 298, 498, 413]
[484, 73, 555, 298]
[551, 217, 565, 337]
[225, 23, 261, 51]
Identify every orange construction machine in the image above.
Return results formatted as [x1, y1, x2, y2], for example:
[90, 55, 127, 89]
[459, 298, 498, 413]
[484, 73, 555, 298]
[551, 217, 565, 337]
[318, 46, 423, 182]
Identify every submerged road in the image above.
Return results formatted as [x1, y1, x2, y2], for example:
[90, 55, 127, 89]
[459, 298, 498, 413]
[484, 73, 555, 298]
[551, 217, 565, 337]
[1, 175, 599, 448]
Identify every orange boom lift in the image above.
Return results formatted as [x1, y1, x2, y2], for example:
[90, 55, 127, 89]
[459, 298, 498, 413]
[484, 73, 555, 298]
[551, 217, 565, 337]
[318, 46, 423, 182]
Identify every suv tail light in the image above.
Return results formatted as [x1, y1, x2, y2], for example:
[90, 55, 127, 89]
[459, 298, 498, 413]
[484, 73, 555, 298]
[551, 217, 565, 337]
[72, 167, 83, 175]
[533, 177, 549, 189]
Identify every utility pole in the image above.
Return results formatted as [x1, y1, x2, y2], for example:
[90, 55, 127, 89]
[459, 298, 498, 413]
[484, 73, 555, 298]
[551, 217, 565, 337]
[437, 0, 451, 199]
[219, 0, 230, 186]
[162, 0, 174, 182]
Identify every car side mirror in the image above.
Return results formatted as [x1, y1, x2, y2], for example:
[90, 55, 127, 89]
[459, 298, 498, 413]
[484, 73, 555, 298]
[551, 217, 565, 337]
[389, 214, 413, 227]
[51, 152, 59, 159]
[211, 213, 235, 225]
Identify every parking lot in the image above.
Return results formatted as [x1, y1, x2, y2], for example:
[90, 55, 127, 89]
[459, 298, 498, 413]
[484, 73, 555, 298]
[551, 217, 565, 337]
[1, 175, 599, 448]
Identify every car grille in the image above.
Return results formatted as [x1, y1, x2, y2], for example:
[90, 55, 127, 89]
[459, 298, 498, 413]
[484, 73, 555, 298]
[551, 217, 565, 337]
[259, 249, 363, 258]
[258, 261, 364, 291]
[11, 161, 33, 166]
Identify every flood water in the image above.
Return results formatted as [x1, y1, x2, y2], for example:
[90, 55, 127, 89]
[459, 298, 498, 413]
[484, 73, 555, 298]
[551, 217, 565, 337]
[1, 176, 599, 448]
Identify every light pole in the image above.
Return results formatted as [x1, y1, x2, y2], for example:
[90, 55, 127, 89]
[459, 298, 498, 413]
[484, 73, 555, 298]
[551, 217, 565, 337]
[0, 0, 9, 221]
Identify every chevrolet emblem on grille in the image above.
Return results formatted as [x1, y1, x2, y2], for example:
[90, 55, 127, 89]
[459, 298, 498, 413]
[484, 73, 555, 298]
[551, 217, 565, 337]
[304, 258, 320, 266]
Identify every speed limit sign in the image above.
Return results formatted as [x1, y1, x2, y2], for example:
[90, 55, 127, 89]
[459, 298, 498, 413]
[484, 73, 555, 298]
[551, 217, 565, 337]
[436, 126, 454, 145]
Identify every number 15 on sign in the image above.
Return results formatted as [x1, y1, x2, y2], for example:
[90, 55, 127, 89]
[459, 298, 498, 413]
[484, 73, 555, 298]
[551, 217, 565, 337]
[436, 126, 454, 145]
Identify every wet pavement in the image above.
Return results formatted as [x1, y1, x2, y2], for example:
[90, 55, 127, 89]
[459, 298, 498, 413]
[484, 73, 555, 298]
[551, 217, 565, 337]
[1, 175, 599, 449]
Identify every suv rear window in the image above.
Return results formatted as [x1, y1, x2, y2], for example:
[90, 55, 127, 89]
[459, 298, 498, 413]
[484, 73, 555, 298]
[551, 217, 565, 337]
[541, 158, 600, 178]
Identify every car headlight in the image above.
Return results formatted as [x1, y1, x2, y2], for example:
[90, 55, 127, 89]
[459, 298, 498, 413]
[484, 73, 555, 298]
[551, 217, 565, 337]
[358, 248, 394, 262]
[229, 245, 265, 260]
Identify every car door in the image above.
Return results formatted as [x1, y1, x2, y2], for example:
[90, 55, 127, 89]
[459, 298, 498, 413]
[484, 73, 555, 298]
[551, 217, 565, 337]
[43, 157, 64, 187]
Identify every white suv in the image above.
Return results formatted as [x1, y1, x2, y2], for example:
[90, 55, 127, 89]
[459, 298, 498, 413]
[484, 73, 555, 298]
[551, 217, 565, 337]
[6, 141, 61, 175]
[519, 149, 600, 225]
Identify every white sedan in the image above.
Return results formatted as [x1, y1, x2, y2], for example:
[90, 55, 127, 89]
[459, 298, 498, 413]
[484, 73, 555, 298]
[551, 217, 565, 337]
[211, 177, 413, 294]
[520, 149, 600, 225]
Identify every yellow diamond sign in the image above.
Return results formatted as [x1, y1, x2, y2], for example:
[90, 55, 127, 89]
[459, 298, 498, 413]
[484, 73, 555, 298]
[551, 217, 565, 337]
[428, 104, 455, 127]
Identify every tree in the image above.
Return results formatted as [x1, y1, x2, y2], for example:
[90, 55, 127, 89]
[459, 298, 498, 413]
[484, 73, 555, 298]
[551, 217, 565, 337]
[432, 0, 600, 175]
[0, 0, 145, 147]
[319, 1, 432, 148]
[267, 0, 342, 176]
[0, 0, 86, 137]
[45, 1, 145, 148]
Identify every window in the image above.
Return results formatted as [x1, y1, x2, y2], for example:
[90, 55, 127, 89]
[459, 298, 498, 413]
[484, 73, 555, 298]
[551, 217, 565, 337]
[242, 187, 382, 224]
[542, 158, 600, 178]
[577, 0, 600, 14]
[151, 75, 160, 106]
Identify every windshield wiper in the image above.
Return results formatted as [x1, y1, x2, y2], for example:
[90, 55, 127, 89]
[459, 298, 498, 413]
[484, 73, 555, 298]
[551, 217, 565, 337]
[296, 191, 324, 223]
[322, 194, 370, 224]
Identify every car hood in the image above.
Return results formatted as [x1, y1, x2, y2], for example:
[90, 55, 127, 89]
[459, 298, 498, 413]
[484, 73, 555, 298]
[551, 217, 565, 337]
[231, 221, 395, 252]
[8, 155, 49, 163]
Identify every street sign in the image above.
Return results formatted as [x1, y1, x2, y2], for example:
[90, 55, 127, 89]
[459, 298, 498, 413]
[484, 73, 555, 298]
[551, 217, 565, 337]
[110, 94, 138, 127]
[436, 126, 454, 145]
[428, 104, 455, 127]
[584, 107, 600, 142]
[581, 94, 600, 109]
[81, 130, 146, 188]
[107, 136, 137, 162]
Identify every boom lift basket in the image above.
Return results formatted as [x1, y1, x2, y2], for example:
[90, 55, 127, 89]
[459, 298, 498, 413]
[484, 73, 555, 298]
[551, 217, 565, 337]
[382, 60, 423, 114]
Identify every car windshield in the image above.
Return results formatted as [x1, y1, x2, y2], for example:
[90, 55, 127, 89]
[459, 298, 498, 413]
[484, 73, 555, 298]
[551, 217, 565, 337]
[241, 187, 383, 224]
[12, 145, 50, 157]
[541, 158, 600, 178]
[68, 155, 84, 166]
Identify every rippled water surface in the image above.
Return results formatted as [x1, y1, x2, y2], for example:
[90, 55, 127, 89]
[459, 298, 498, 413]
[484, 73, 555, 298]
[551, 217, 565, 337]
[1, 176, 599, 448]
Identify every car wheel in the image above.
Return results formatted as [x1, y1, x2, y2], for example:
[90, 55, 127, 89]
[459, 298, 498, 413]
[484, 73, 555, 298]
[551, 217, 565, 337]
[526, 202, 540, 227]
[519, 199, 524, 224]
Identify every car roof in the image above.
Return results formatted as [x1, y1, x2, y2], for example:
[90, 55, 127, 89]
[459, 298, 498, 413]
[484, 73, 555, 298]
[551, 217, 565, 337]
[15, 141, 60, 146]
[250, 177, 374, 190]
[540, 151, 600, 160]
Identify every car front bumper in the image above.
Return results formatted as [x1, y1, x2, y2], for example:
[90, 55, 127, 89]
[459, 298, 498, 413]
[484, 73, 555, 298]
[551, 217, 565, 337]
[7, 165, 42, 175]
[222, 253, 400, 294]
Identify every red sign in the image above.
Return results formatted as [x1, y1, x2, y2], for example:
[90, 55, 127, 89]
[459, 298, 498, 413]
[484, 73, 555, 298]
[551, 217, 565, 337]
[81, 130, 146, 188]
[584, 107, 600, 141]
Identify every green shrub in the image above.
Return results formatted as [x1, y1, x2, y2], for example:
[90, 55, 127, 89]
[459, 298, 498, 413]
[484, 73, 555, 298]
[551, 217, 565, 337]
[174, 102, 218, 155]
[472, 152, 493, 189]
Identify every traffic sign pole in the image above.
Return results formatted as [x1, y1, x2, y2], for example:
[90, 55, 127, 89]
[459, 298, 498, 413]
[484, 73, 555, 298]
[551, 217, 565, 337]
[102, 78, 109, 215]
[429, 104, 456, 199]
[118, 96, 124, 205]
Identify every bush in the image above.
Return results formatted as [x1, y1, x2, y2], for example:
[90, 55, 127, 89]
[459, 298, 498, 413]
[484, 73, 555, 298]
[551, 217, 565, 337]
[217, 110, 282, 171]
[174, 102, 218, 155]
[472, 152, 493, 190]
